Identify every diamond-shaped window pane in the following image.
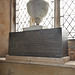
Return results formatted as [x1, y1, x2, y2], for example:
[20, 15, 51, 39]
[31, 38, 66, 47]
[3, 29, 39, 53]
[16, 0, 54, 32]
[60, 0, 75, 39]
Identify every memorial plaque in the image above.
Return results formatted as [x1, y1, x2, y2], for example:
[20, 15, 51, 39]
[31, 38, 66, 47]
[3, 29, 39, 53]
[9, 28, 68, 58]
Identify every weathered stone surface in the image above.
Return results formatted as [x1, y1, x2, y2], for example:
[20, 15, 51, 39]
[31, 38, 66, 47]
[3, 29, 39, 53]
[9, 28, 68, 58]
[27, 0, 49, 25]
[0, 0, 10, 56]
[0, 62, 75, 75]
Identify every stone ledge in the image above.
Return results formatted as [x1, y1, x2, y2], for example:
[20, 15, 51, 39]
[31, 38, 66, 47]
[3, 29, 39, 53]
[6, 55, 70, 64]
[0, 56, 75, 69]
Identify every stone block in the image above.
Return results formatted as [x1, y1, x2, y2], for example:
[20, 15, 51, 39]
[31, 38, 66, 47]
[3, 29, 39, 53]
[23, 25, 43, 31]
[9, 28, 68, 58]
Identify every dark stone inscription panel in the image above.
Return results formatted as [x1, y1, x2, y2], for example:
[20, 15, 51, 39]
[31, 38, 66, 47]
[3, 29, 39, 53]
[9, 28, 68, 58]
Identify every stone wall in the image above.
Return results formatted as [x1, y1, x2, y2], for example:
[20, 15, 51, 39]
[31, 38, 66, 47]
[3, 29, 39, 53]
[0, 62, 75, 75]
[68, 40, 75, 60]
[0, 0, 10, 57]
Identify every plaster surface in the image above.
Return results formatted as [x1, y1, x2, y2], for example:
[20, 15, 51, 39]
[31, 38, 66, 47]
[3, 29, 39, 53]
[0, 0, 10, 56]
